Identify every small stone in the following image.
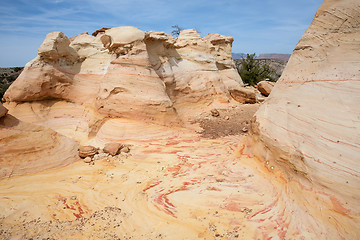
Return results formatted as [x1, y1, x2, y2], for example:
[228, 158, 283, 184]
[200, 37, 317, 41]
[257, 96, 265, 102]
[79, 145, 98, 158]
[242, 127, 248, 132]
[83, 157, 92, 163]
[211, 109, 220, 117]
[103, 142, 123, 156]
[120, 146, 130, 153]
[71, 196, 77, 200]
[224, 116, 230, 120]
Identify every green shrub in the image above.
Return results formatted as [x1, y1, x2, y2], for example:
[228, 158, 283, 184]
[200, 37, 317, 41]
[13, 67, 23, 72]
[237, 53, 276, 86]
[0, 83, 10, 101]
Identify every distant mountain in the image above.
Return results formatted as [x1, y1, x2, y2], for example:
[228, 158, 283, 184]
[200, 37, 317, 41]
[231, 53, 246, 59]
[232, 53, 291, 61]
[257, 54, 291, 61]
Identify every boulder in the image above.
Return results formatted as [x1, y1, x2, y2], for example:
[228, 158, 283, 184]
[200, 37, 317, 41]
[257, 81, 274, 96]
[0, 103, 7, 118]
[79, 145, 98, 158]
[229, 87, 257, 104]
[100, 26, 145, 52]
[38, 32, 78, 62]
[103, 142, 123, 156]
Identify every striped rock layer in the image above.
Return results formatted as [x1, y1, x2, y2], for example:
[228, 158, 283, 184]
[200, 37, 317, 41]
[251, 0, 360, 215]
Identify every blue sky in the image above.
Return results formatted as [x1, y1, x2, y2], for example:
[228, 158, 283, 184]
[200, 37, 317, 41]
[0, 0, 323, 67]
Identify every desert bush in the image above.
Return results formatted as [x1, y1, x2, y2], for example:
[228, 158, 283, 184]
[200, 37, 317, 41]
[13, 67, 23, 72]
[0, 83, 10, 101]
[171, 25, 183, 38]
[237, 53, 276, 86]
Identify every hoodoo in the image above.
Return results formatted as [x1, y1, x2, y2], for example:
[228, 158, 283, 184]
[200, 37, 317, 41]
[3, 27, 246, 127]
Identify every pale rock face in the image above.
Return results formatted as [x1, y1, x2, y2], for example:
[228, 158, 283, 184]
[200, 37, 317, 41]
[38, 32, 78, 63]
[4, 26, 244, 135]
[177, 29, 201, 40]
[251, 0, 360, 206]
[69, 32, 111, 74]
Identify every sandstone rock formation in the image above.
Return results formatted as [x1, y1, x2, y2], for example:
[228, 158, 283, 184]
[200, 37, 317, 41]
[1, 2, 359, 238]
[251, 0, 360, 213]
[0, 113, 79, 178]
[3, 27, 245, 137]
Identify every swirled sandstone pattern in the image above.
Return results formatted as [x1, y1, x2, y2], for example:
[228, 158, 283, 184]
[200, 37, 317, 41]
[251, 0, 360, 218]
[1, 1, 360, 238]
[0, 105, 79, 178]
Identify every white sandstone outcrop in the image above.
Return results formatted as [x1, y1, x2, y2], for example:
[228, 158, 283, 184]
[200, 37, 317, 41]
[3, 27, 246, 140]
[251, 0, 360, 208]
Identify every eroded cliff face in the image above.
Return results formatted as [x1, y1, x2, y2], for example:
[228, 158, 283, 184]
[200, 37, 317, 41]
[3, 27, 244, 130]
[250, 0, 360, 210]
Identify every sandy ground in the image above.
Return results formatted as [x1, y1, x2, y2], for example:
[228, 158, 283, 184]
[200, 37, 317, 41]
[195, 104, 258, 138]
[0, 104, 358, 239]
